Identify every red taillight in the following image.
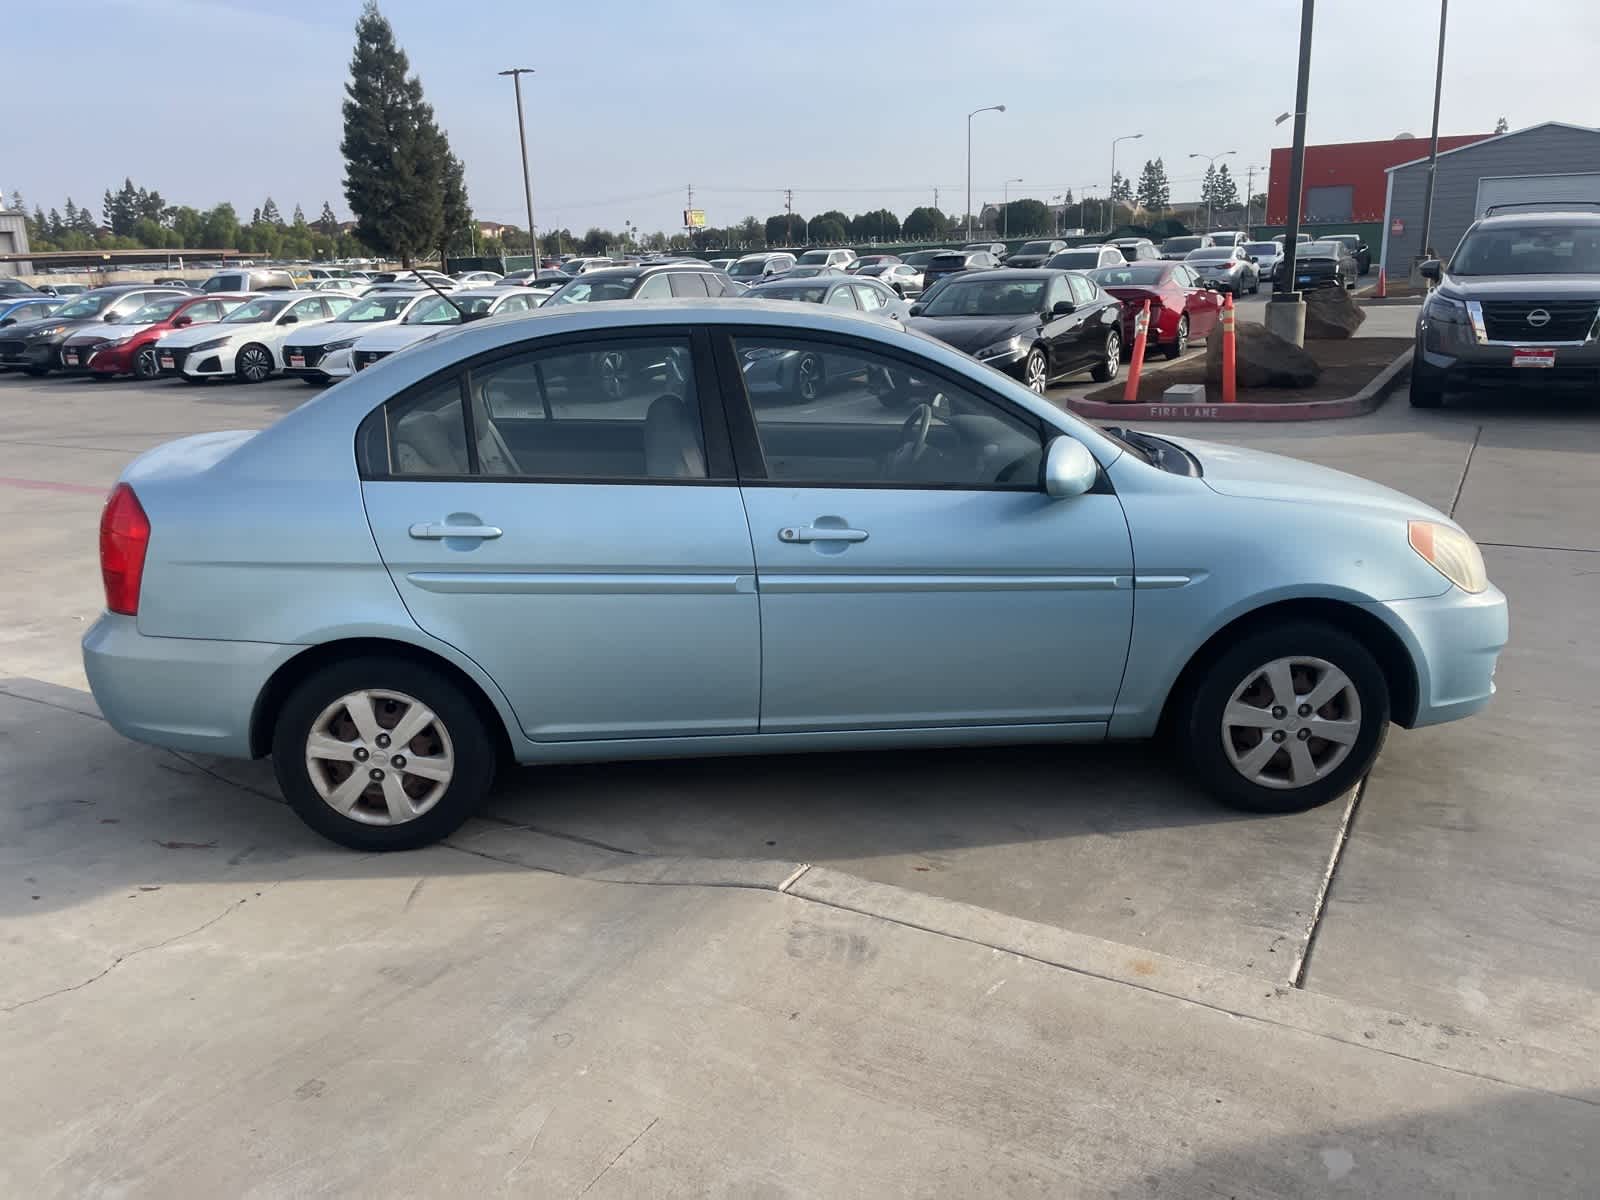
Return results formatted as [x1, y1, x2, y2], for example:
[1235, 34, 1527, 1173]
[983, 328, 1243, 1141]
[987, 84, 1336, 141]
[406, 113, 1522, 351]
[99, 483, 150, 616]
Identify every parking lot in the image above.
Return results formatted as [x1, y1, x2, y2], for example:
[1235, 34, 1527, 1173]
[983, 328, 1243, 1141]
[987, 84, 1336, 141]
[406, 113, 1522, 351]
[2, 358, 1598, 1194]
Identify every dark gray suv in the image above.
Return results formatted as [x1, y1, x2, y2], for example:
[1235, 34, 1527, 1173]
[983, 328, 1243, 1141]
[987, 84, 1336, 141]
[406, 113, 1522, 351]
[1411, 206, 1600, 407]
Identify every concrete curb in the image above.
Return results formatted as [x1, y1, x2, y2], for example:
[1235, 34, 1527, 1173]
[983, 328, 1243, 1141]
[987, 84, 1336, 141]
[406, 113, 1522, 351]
[449, 818, 1593, 1102]
[1066, 347, 1412, 422]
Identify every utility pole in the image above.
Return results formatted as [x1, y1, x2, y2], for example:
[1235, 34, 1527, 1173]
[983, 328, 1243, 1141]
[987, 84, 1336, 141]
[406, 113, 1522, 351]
[1244, 164, 1263, 230]
[497, 68, 538, 261]
[966, 104, 1006, 240]
[784, 189, 794, 246]
[1419, 0, 1449, 262]
[1267, 0, 1315, 347]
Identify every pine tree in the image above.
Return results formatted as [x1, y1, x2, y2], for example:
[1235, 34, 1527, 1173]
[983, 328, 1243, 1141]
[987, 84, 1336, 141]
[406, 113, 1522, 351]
[47, 208, 65, 240]
[6, 190, 21, 213]
[1110, 173, 1132, 204]
[436, 140, 471, 260]
[1135, 161, 1159, 211]
[1200, 164, 1218, 210]
[1150, 159, 1171, 211]
[261, 197, 283, 226]
[292, 203, 307, 226]
[63, 198, 79, 229]
[340, 1, 449, 265]
[1494, 115, 1509, 133]
[31, 205, 48, 238]
[318, 201, 339, 236]
[73, 201, 98, 236]
[1214, 164, 1239, 209]
[251, 207, 262, 225]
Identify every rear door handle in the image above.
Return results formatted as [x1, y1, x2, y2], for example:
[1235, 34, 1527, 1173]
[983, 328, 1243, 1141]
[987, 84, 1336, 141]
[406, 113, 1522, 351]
[779, 525, 869, 544]
[409, 522, 503, 540]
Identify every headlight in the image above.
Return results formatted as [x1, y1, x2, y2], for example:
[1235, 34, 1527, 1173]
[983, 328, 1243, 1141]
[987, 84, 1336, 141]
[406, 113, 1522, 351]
[1409, 520, 1487, 593]
[977, 335, 1024, 360]
[189, 337, 230, 352]
[30, 325, 67, 339]
[106, 336, 135, 348]
[1422, 294, 1468, 324]
[322, 337, 358, 352]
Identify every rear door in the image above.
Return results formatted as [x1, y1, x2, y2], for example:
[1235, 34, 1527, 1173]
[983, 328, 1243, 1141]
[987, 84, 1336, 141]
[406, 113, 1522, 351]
[720, 327, 1132, 733]
[360, 327, 760, 742]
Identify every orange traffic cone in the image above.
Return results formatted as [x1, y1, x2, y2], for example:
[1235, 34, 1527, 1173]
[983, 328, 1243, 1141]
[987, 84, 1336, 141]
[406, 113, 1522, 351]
[1376, 265, 1388, 299]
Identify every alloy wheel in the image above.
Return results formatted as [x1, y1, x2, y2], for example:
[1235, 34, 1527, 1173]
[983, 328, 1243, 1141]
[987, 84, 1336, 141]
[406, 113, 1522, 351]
[796, 353, 822, 401]
[1220, 656, 1362, 790]
[239, 346, 272, 382]
[1024, 349, 1048, 394]
[134, 346, 160, 379]
[1174, 315, 1188, 356]
[1105, 330, 1121, 376]
[304, 689, 456, 826]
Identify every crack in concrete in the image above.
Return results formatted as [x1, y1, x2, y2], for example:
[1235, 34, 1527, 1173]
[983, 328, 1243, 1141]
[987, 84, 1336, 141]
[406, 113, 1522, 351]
[1289, 779, 1366, 988]
[1449, 424, 1483, 518]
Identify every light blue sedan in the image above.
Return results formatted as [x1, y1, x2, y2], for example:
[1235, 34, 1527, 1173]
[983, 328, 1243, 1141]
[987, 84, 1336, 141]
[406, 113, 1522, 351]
[84, 301, 1508, 850]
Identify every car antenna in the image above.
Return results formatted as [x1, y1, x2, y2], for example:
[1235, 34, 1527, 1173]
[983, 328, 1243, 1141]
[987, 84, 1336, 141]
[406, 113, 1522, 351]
[414, 268, 470, 320]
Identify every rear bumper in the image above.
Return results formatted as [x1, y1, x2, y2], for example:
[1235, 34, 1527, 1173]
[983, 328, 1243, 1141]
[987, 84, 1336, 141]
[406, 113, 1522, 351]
[82, 613, 296, 757]
[1364, 583, 1509, 728]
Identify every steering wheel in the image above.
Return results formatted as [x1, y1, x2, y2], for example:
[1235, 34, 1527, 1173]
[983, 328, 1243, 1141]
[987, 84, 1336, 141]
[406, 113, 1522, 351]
[883, 403, 933, 478]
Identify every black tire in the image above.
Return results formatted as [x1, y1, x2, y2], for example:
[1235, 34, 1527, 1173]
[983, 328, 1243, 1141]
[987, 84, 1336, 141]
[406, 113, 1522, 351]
[1178, 621, 1390, 815]
[1163, 315, 1189, 361]
[235, 342, 273, 383]
[793, 351, 826, 402]
[1090, 328, 1120, 383]
[1409, 360, 1445, 408]
[1022, 346, 1049, 394]
[133, 346, 161, 380]
[24, 367, 48, 377]
[1250, 273, 1261, 295]
[272, 656, 497, 851]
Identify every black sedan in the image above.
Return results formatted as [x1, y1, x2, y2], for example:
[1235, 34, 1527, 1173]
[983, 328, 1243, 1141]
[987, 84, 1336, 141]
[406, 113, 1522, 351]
[1287, 241, 1360, 291]
[907, 269, 1123, 393]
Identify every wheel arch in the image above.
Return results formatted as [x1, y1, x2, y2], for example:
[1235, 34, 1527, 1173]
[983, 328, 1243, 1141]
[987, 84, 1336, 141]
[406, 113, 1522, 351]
[1157, 597, 1421, 734]
[249, 636, 518, 763]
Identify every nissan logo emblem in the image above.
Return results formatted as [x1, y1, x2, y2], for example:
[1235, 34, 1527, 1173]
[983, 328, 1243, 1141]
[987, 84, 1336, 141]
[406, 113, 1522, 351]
[1526, 309, 1552, 328]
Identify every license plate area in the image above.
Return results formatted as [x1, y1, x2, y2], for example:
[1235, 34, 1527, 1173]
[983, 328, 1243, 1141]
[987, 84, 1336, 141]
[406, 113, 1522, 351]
[1512, 348, 1556, 368]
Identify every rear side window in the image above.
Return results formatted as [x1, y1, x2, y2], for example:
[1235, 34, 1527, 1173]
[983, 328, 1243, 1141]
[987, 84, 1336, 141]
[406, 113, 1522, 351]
[668, 272, 709, 298]
[380, 376, 471, 477]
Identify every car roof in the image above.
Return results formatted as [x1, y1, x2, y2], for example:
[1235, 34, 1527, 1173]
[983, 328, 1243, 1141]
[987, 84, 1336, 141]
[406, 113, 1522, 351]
[940, 268, 1068, 282]
[1054, 244, 1112, 251]
[1474, 209, 1600, 227]
[451, 287, 543, 300]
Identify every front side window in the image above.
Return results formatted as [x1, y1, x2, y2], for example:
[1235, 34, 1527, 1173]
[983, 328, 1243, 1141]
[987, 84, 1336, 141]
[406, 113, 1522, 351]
[825, 286, 858, 309]
[286, 298, 328, 322]
[732, 336, 1044, 487]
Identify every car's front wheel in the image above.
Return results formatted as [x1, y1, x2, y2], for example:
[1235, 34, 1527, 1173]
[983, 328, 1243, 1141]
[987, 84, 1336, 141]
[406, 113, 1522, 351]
[133, 346, 161, 380]
[272, 657, 497, 850]
[1090, 328, 1121, 383]
[1409, 360, 1445, 408]
[235, 343, 274, 383]
[1179, 621, 1389, 814]
[1022, 346, 1049, 393]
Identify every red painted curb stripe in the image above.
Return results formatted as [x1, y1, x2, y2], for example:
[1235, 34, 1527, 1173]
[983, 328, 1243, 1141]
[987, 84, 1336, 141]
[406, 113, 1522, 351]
[0, 476, 109, 495]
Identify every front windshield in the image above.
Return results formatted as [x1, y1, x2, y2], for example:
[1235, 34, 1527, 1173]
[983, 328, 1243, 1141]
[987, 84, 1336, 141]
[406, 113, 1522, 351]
[1451, 224, 1600, 274]
[55, 294, 111, 319]
[223, 298, 289, 323]
[338, 295, 414, 322]
[559, 261, 588, 275]
[1017, 241, 1055, 255]
[901, 251, 940, 266]
[920, 278, 1046, 316]
[1089, 265, 1169, 287]
[1244, 243, 1277, 257]
[126, 298, 187, 324]
[797, 251, 832, 265]
[753, 285, 828, 303]
[403, 296, 464, 324]
[546, 277, 639, 304]
[1187, 248, 1235, 261]
[1048, 251, 1100, 268]
[729, 258, 771, 277]
[1162, 237, 1203, 253]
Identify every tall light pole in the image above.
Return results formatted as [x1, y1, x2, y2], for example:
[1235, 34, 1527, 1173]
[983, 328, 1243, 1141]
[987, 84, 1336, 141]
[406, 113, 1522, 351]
[966, 104, 1006, 239]
[1419, 0, 1449, 261]
[1050, 193, 1063, 236]
[1188, 149, 1237, 231]
[1244, 163, 1267, 229]
[1269, 0, 1315, 348]
[1001, 177, 1023, 238]
[1111, 132, 1142, 227]
[498, 68, 538, 261]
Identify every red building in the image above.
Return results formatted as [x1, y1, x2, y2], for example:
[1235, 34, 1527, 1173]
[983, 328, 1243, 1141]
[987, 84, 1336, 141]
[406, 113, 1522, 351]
[1267, 134, 1490, 224]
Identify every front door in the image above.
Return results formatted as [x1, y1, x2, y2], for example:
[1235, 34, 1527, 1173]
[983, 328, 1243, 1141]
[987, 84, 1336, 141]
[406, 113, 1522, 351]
[360, 329, 760, 742]
[723, 330, 1133, 734]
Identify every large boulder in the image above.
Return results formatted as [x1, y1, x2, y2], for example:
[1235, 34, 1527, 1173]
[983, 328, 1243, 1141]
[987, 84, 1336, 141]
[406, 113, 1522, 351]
[1303, 286, 1367, 339]
[1206, 320, 1321, 389]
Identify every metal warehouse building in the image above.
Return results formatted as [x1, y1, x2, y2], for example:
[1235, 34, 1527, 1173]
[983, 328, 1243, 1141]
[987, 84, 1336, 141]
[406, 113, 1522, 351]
[1381, 122, 1600, 277]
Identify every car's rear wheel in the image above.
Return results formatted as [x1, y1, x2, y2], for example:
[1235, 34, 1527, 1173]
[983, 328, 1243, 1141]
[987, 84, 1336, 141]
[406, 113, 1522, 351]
[1090, 329, 1121, 383]
[133, 346, 160, 380]
[272, 657, 496, 851]
[1179, 621, 1389, 814]
[794, 351, 826, 402]
[1164, 315, 1189, 360]
[236, 343, 273, 383]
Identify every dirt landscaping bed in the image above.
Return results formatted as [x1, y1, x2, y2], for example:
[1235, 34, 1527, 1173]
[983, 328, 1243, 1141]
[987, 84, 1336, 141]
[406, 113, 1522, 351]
[1086, 337, 1412, 406]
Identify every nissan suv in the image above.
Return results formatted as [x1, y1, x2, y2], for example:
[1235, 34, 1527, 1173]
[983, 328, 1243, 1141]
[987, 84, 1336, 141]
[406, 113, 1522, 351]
[1411, 207, 1600, 407]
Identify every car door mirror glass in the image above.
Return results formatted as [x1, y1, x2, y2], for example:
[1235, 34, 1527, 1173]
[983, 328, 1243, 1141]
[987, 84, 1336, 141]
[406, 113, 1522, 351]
[1043, 436, 1098, 499]
[172, 315, 192, 328]
[1419, 259, 1442, 281]
[280, 314, 298, 324]
[908, 304, 923, 316]
[1051, 299, 1075, 316]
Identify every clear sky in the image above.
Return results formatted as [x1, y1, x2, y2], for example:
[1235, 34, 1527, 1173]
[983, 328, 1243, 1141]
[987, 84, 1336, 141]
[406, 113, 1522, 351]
[6, 0, 1598, 234]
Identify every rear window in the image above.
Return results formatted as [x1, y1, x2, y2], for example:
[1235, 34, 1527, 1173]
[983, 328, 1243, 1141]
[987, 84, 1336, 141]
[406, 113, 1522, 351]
[1047, 251, 1101, 268]
[1187, 248, 1235, 261]
[930, 254, 966, 266]
[1243, 243, 1277, 256]
[1162, 237, 1203, 253]
[1088, 265, 1170, 287]
[1017, 241, 1056, 255]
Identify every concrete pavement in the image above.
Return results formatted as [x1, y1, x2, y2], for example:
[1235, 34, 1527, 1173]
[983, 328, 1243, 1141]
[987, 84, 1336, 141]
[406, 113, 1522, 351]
[2, 365, 1598, 1195]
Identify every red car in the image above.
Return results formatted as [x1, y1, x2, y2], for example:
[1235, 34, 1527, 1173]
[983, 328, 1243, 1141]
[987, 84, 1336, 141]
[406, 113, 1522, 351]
[61, 293, 246, 380]
[1085, 263, 1224, 360]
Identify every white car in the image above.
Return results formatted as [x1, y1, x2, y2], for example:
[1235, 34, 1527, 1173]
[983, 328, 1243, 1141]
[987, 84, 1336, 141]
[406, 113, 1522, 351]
[349, 287, 547, 371]
[796, 248, 859, 270]
[558, 257, 613, 275]
[154, 292, 355, 383]
[452, 270, 503, 285]
[280, 291, 434, 385]
[309, 278, 365, 294]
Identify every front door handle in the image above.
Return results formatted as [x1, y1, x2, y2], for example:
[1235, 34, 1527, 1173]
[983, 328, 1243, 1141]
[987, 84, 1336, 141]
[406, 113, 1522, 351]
[778, 525, 869, 544]
[409, 522, 503, 540]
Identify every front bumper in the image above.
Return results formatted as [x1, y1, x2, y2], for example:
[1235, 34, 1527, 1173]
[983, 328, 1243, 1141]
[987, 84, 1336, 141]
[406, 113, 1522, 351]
[283, 344, 354, 382]
[0, 338, 65, 369]
[82, 613, 298, 757]
[1364, 583, 1509, 728]
[1415, 319, 1600, 391]
[159, 343, 235, 378]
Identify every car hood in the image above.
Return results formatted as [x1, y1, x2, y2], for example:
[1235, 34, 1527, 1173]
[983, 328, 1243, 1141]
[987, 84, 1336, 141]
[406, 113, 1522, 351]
[355, 324, 454, 352]
[65, 322, 155, 343]
[5, 315, 104, 338]
[905, 313, 1039, 353]
[285, 319, 395, 348]
[158, 322, 256, 347]
[1165, 435, 1452, 523]
[1438, 274, 1600, 300]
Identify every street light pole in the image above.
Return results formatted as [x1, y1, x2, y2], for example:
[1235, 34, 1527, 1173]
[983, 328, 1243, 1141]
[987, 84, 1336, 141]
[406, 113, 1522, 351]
[1419, 0, 1449, 260]
[1001, 178, 1023, 239]
[1111, 132, 1142, 228]
[1268, 0, 1315, 347]
[1188, 150, 1237, 232]
[966, 104, 1006, 240]
[1244, 164, 1266, 230]
[497, 68, 538, 261]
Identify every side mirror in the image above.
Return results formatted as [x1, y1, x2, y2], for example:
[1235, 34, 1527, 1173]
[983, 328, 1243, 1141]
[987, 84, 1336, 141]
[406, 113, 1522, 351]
[172, 315, 192, 328]
[1419, 259, 1442, 281]
[908, 304, 923, 316]
[1051, 299, 1075, 316]
[1246, 254, 1258, 263]
[1042, 437, 1098, 499]
[280, 314, 299, 324]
